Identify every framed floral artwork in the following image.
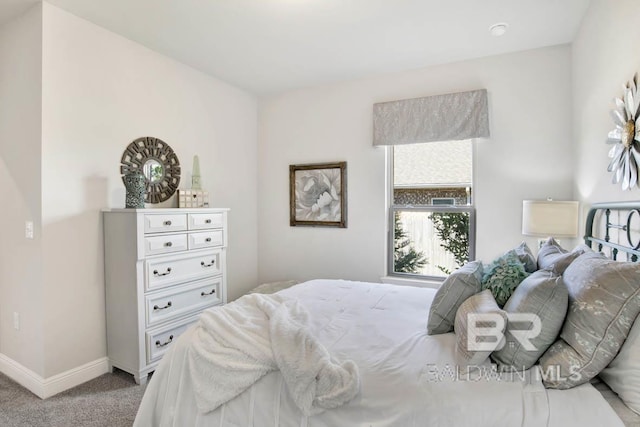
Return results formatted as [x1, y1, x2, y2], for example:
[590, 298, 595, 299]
[289, 162, 347, 228]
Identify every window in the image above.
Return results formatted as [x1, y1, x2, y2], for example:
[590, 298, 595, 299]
[374, 88, 487, 280]
[389, 140, 475, 280]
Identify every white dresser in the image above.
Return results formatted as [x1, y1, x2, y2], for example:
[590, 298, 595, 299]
[103, 208, 228, 384]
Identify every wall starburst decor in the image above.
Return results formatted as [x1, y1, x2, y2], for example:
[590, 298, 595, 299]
[120, 136, 181, 203]
[607, 73, 640, 190]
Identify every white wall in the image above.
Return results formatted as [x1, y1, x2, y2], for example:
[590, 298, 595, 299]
[40, 3, 258, 377]
[4, 0, 615, 386]
[0, 4, 44, 376]
[258, 45, 574, 284]
[572, 0, 640, 212]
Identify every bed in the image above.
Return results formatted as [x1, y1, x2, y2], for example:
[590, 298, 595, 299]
[134, 203, 640, 427]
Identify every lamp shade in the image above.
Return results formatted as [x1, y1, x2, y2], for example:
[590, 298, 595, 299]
[522, 200, 579, 237]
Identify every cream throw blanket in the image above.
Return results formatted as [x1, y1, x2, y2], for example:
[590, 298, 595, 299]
[188, 293, 360, 415]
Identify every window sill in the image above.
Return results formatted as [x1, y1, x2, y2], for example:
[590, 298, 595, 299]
[380, 276, 442, 289]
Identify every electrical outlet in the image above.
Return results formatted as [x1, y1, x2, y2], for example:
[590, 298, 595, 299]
[25, 221, 34, 239]
[13, 312, 19, 330]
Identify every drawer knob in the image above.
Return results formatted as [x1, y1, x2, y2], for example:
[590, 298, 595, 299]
[155, 335, 174, 348]
[153, 267, 172, 277]
[205, 219, 212, 224]
[201, 260, 215, 268]
[164, 220, 172, 226]
[201, 289, 216, 296]
[153, 301, 172, 311]
[164, 241, 173, 247]
[205, 238, 212, 243]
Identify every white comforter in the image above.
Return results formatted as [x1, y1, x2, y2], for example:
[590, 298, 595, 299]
[189, 293, 359, 415]
[135, 279, 624, 427]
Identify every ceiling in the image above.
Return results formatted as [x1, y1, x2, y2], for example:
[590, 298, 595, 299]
[4, 0, 591, 95]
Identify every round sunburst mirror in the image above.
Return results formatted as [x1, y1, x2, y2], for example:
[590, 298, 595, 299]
[120, 137, 181, 203]
[607, 73, 640, 191]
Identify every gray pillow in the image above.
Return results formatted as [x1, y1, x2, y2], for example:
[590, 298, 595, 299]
[600, 314, 640, 415]
[539, 251, 640, 389]
[454, 289, 507, 367]
[536, 237, 583, 274]
[491, 270, 568, 371]
[514, 241, 537, 273]
[571, 243, 594, 255]
[427, 261, 483, 335]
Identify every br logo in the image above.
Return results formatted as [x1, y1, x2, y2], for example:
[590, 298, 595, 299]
[466, 313, 541, 351]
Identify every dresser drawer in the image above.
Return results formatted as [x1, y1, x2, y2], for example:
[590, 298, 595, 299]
[144, 234, 188, 256]
[188, 230, 223, 250]
[146, 317, 199, 364]
[145, 277, 222, 328]
[145, 250, 223, 291]
[104, 208, 229, 384]
[144, 214, 187, 234]
[188, 212, 224, 230]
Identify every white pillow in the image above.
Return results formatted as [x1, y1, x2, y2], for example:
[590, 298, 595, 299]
[454, 289, 507, 368]
[600, 314, 640, 415]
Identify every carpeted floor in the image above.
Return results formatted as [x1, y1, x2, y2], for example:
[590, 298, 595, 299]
[0, 369, 146, 427]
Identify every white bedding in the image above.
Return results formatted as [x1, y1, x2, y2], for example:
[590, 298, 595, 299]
[189, 293, 359, 414]
[134, 279, 624, 427]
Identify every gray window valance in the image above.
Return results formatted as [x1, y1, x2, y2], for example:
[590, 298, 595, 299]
[373, 89, 490, 146]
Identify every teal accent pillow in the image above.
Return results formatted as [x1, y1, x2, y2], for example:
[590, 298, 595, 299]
[482, 250, 530, 307]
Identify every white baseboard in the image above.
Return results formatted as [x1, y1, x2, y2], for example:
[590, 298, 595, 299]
[0, 353, 109, 399]
[0, 353, 45, 397]
[41, 357, 110, 398]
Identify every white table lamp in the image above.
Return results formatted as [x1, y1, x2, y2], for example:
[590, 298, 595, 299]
[522, 200, 579, 240]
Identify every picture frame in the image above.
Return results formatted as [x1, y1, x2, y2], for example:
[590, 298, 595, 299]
[289, 161, 347, 228]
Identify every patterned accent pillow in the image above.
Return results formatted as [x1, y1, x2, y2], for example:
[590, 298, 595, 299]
[427, 261, 483, 335]
[482, 250, 530, 307]
[491, 269, 568, 371]
[539, 251, 640, 389]
[454, 290, 507, 367]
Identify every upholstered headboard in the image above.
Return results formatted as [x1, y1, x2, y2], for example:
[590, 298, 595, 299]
[585, 202, 640, 262]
